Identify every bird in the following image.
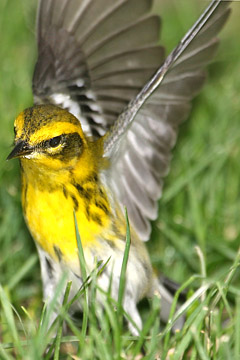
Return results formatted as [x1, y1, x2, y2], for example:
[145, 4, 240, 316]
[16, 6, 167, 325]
[7, 0, 231, 335]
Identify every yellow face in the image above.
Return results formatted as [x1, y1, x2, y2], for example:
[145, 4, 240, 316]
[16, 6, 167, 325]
[8, 104, 87, 171]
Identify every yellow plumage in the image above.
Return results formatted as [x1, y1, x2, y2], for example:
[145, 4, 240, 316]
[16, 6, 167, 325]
[18, 105, 116, 252]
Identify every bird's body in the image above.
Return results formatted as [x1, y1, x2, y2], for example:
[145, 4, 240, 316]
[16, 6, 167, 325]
[8, 0, 231, 334]
[15, 104, 153, 332]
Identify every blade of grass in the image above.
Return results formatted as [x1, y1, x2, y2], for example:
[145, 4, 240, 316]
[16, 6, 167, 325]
[0, 344, 15, 360]
[7, 254, 37, 290]
[91, 325, 113, 360]
[36, 272, 68, 355]
[191, 328, 209, 360]
[100, 296, 121, 358]
[210, 248, 240, 311]
[214, 281, 233, 321]
[147, 302, 161, 360]
[158, 222, 199, 271]
[132, 293, 161, 358]
[53, 281, 72, 360]
[116, 208, 131, 356]
[234, 297, 240, 360]
[173, 304, 209, 360]
[0, 285, 24, 359]
[162, 150, 224, 204]
[162, 274, 204, 355]
[188, 179, 206, 255]
[74, 211, 88, 342]
[118, 208, 131, 308]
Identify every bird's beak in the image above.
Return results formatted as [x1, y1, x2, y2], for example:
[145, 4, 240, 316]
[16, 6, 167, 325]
[7, 140, 33, 160]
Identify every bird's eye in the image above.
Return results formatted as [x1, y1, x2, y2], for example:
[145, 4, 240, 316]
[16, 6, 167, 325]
[49, 136, 62, 148]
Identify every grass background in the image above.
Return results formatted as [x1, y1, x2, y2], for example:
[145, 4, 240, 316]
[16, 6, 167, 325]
[0, 0, 240, 358]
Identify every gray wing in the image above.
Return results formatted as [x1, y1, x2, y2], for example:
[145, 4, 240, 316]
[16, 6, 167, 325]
[104, 0, 231, 241]
[33, 0, 164, 137]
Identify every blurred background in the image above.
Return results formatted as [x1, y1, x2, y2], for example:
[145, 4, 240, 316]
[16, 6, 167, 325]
[0, 0, 240, 321]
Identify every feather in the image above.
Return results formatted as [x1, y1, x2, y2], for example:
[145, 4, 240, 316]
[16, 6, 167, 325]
[33, 0, 231, 241]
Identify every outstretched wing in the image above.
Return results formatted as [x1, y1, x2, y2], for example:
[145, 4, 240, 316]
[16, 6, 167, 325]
[33, 0, 164, 137]
[33, 0, 231, 242]
[103, 0, 231, 241]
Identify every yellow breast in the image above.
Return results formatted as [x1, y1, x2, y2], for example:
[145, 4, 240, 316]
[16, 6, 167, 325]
[21, 165, 112, 265]
[13, 105, 130, 270]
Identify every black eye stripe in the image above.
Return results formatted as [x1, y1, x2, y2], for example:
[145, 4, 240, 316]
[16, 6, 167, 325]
[36, 132, 82, 161]
[49, 136, 62, 148]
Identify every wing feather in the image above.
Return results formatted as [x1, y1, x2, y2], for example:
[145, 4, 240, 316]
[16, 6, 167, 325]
[103, 1, 231, 240]
[33, 0, 163, 138]
[33, 0, 231, 241]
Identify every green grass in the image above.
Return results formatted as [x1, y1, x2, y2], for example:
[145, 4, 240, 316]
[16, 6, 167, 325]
[1, 0, 240, 358]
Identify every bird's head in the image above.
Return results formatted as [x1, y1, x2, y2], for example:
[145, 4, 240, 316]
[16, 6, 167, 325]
[7, 104, 102, 177]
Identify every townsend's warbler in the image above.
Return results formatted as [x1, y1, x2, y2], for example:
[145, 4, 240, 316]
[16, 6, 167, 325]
[7, 0, 231, 335]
